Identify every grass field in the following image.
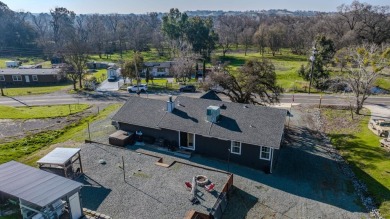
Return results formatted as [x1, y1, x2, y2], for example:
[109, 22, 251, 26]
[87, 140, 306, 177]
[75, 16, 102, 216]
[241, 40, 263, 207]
[322, 108, 390, 217]
[1, 83, 72, 96]
[0, 103, 122, 165]
[89, 48, 169, 63]
[215, 50, 315, 92]
[0, 104, 90, 119]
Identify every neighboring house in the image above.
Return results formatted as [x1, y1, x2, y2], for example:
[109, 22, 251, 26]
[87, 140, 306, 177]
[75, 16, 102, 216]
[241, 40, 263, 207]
[86, 61, 116, 69]
[112, 95, 287, 173]
[0, 68, 65, 85]
[143, 62, 173, 77]
[5, 61, 20, 68]
[107, 65, 120, 78]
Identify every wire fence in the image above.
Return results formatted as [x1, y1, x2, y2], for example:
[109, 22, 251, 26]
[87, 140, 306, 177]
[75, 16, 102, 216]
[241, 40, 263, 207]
[84, 107, 118, 144]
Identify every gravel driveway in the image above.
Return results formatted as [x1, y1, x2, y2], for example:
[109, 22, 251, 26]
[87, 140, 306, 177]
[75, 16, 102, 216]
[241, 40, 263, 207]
[220, 105, 367, 219]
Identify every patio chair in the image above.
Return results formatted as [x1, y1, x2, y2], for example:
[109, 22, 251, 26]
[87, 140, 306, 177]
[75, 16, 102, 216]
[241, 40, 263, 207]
[205, 183, 215, 192]
[185, 181, 192, 190]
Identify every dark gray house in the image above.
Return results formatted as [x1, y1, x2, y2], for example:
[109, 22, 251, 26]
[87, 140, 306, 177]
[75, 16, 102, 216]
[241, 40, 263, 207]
[112, 95, 287, 173]
[0, 68, 65, 85]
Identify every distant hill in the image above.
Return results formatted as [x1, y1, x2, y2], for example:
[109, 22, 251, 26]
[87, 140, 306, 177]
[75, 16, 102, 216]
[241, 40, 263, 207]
[184, 9, 321, 17]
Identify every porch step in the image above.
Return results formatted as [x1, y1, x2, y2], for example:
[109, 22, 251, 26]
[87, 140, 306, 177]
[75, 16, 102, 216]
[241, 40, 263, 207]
[174, 150, 192, 159]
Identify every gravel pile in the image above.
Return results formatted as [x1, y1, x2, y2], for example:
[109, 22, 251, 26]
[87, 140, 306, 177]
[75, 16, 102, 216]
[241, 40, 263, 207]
[78, 143, 228, 219]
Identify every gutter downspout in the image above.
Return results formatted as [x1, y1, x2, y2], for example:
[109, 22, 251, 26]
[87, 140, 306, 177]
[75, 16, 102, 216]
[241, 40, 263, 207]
[270, 148, 274, 174]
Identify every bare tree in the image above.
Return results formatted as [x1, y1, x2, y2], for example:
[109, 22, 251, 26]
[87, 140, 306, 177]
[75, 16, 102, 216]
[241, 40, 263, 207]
[63, 38, 90, 89]
[215, 15, 236, 57]
[343, 44, 390, 114]
[170, 50, 199, 82]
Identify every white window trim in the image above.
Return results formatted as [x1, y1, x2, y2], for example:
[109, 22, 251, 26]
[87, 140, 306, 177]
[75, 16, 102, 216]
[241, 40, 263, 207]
[12, 75, 22, 81]
[260, 146, 271, 160]
[0, 75, 4, 81]
[32, 75, 38, 81]
[178, 131, 196, 151]
[230, 141, 241, 155]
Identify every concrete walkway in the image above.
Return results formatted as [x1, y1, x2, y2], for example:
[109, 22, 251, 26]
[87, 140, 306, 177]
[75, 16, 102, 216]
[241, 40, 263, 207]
[365, 104, 390, 120]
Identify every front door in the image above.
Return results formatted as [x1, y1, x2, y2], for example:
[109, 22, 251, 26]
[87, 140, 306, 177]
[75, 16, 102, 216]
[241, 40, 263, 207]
[179, 131, 195, 150]
[25, 75, 30, 83]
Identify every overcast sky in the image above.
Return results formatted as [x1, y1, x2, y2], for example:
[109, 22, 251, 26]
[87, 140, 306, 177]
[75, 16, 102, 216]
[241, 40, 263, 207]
[2, 0, 389, 14]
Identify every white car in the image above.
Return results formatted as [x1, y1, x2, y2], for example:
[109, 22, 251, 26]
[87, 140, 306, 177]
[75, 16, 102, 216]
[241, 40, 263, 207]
[127, 84, 148, 92]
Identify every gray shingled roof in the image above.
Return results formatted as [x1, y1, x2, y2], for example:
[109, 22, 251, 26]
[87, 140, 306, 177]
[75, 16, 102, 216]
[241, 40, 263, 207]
[0, 161, 82, 207]
[113, 96, 287, 149]
[0, 68, 60, 75]
[200, 90, 222, 101]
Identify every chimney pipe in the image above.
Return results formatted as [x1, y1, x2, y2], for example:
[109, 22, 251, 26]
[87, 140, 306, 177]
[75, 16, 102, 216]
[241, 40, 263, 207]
[167, 95, 174, 112]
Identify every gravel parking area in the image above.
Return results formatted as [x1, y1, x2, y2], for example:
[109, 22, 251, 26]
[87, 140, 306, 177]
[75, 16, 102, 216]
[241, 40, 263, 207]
[78, 143, 229, 219]
[220, 105, 368, 219]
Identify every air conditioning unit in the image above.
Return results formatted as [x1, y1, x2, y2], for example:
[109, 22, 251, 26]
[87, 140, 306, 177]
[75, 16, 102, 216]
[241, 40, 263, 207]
[206, 106, 220, 123]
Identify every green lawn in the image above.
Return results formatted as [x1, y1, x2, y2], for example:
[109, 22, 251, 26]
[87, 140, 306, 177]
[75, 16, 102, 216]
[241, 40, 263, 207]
[1, 83, 72, 96]
[0, 104, 90, 119]
[0, 103, 122, 166]
[215, 50, 313, 92]
[322, 108, 390, 217]
[89, 48, 169, 63]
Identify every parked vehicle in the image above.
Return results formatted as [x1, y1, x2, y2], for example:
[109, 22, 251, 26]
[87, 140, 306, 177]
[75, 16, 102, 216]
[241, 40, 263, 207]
[127, 84, 148, 92]
[107, 75, 117, 82]
[179, 85, 196, 92]
[370, 119, 390, 137]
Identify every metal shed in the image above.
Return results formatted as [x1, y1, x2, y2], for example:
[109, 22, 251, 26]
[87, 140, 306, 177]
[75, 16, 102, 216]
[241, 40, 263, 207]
[0, 161, 83, 219]
[37, 148, 83, 179]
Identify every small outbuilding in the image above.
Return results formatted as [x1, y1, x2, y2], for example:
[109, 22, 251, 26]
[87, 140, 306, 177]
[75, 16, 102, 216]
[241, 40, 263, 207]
[0, 161, 83, 219]
[37, 148, 83, 179]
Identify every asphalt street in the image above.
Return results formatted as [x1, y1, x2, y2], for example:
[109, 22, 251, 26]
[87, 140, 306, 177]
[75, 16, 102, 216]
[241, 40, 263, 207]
[1, 91, 390, 108]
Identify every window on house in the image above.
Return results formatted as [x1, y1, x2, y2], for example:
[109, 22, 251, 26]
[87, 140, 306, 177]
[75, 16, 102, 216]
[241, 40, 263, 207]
[12, 75, 22, 81]
[260, 146, 271, 160]
[157, 67, 165, 72]
[0, 75, 4, 81]
[32, 75, 38, 81]
[230, 141, 241, 155]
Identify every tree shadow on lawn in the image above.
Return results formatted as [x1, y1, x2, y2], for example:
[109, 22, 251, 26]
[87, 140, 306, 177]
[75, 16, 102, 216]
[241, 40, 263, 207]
[187, 125, 387, 214]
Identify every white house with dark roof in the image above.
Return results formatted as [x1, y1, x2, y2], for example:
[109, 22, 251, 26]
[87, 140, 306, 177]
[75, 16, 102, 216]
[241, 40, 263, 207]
[143, 62, 173, 77]
[0, 68, 65, 84]
[112, 95, 287, 173]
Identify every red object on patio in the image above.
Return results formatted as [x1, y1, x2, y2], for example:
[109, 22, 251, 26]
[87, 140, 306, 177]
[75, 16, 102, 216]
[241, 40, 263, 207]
[205, 183, 215, 192]
[185, 181, 192, 190]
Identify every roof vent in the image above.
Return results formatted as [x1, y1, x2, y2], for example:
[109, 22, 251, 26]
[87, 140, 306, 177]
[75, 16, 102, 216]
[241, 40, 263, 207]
[206, 106, 220, 123]
[243, 105, 249, 109]
[219, 104, 226, 109]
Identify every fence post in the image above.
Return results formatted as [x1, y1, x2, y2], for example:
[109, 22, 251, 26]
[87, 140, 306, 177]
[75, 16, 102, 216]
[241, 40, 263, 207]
[87, 122, 91, 141]
[69, 104, 71, 114]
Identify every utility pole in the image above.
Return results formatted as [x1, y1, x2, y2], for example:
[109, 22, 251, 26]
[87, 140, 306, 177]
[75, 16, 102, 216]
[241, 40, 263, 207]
[308, 46, 317, 95]
[134, 52, 140, 94]
[0, 86, 4, 96]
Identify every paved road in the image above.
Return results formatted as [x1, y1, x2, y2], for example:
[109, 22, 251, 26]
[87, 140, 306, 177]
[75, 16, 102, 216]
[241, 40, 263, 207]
[0, 91, 390, 108]
[96, 78, 124, 92]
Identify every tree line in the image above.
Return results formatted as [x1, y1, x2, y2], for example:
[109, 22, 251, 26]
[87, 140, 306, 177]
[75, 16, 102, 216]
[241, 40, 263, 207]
[0, 1, 389, 113]
[0, 1, 389, 58]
